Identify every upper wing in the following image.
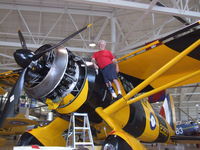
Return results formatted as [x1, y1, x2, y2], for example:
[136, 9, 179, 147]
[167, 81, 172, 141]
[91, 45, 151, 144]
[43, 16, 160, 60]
[118, 21, 200, 89]
[0, 70, 19, 95]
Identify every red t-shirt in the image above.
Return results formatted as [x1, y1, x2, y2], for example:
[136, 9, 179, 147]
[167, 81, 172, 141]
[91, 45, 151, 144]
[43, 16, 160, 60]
[92, 49, 114, 69]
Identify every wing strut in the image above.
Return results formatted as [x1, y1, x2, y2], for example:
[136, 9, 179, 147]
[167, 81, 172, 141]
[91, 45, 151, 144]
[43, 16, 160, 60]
[103, 39, 200, 115]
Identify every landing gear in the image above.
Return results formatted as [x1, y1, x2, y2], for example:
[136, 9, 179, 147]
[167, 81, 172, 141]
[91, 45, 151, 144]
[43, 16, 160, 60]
[17, 132, 43, 146]
[102, 135, 132, 150]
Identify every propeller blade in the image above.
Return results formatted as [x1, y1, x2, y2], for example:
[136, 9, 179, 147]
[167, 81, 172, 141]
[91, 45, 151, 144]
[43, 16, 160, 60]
[33, 24, 92, 60]
[0, 68, 27, 127]
[18, 30, 27, 50]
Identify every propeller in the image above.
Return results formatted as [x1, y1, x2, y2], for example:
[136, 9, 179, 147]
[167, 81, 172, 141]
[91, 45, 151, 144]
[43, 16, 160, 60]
[0, 24, 92, 127]
[0, 69, 27, 127]
[33, 24, 92, 61]
[18, 30, 27, 50]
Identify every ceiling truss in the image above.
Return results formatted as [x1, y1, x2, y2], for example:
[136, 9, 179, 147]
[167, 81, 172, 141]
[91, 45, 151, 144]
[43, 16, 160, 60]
[0, 0, 199, 70]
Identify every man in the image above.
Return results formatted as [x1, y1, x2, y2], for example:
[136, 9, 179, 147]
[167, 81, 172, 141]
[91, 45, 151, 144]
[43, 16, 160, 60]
[91, 40, 122, 99]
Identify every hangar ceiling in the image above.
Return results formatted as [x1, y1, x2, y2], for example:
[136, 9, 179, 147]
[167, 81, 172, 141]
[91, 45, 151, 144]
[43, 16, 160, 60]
[0, 0, 199, 122]
[0, 0, 199, 70]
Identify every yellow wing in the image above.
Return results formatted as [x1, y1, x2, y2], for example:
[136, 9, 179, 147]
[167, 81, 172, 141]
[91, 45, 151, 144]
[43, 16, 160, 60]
[118, 21, 200, 89]
[0, 137, 6, 146]
[0, 114, 38, 135]
[0, 70, 19, 95]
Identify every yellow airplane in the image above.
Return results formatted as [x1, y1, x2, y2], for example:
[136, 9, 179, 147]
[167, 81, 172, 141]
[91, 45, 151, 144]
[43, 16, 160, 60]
[0, 72, 38, 145]
[0, 71, 19, 95]
[0, 21, 200, 149]
[0, 114, 38, 135]
[0, 137, 6, 146]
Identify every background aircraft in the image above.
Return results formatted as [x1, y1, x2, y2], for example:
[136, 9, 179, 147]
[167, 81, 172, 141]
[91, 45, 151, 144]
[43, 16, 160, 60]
[176, 122, 200, 136]
[0, 75, 38, 146]
[0, 21, 200, 149]
[0, 71, 19, 95]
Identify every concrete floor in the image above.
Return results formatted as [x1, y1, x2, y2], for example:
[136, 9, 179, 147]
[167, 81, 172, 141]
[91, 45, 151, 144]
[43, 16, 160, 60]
[1, 138, 200, 150]
[0, 136, 17, 150]
[145, 143, 200, 150]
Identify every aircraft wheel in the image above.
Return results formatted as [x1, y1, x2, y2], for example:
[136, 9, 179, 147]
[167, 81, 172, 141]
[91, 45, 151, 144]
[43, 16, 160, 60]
[17, 132, 43, 146]
[101, 135, 132, 150]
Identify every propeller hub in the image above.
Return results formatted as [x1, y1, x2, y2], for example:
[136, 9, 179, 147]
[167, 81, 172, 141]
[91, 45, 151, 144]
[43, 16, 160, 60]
[14, 49, 34, 68]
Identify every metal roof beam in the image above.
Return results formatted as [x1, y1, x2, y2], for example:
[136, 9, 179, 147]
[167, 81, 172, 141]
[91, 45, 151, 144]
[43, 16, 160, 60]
[121, 0, 159, 45]
[111, 16, 116, 52]
[17, 9, 37, 44]
[0, 41, 96, 53]
[67, 0, 200, 18]
[0, 63, 17, 67]
[94, 18, 109, 42]
[67, 13, 89, 49]
[0, 9, 12, 25]
[0, 3, 112, 17]
[40, 13, 64, 44]
[0, 53, 14, 59]
[0, 67, 20, 70]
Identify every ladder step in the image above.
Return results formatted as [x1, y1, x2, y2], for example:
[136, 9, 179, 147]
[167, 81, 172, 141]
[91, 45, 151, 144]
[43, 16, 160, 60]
[66, 113, 94, 149]
[75, 142, 94, 145]
[73, 113, 87, 116]
[74, 127, 90, 130]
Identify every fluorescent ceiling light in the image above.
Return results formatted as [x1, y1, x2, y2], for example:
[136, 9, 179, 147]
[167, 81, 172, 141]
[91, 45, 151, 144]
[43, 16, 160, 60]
[89, 43, 96, 47]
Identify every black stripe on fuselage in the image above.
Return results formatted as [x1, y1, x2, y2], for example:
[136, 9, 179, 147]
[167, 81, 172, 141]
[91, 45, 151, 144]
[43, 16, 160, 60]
[154, 115, 169, 143]
[123, 101, 146, 138]
[76, 66, 112, 123]
[119, 72, 152, 137]
[165, 28, 200, 61]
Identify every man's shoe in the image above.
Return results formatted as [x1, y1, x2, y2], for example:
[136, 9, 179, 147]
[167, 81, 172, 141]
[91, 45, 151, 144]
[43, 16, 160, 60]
[117, 94, 123, 99]
[110, 94, 123, 104]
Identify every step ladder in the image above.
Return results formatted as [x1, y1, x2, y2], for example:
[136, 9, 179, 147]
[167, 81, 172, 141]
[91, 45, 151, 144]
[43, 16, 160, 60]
[66, 112, 95, 150]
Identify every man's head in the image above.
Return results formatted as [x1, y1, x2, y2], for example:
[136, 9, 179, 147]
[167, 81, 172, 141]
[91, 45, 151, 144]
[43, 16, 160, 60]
[98, 40, 106, 50]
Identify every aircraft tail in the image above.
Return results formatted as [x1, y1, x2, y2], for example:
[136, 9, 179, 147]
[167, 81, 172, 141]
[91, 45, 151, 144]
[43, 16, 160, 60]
[159, 94, 176, 130]
[148, 90, 165, 103]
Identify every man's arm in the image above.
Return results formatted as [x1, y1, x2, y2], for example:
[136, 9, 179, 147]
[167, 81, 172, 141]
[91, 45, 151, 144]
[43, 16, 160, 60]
[112, 58, 119, 73]
[91, 58, 99, 70]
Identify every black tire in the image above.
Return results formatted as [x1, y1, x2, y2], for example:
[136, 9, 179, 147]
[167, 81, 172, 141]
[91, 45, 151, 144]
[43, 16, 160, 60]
[101, 135, 132, 150]
[17, 132, 43, 146]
